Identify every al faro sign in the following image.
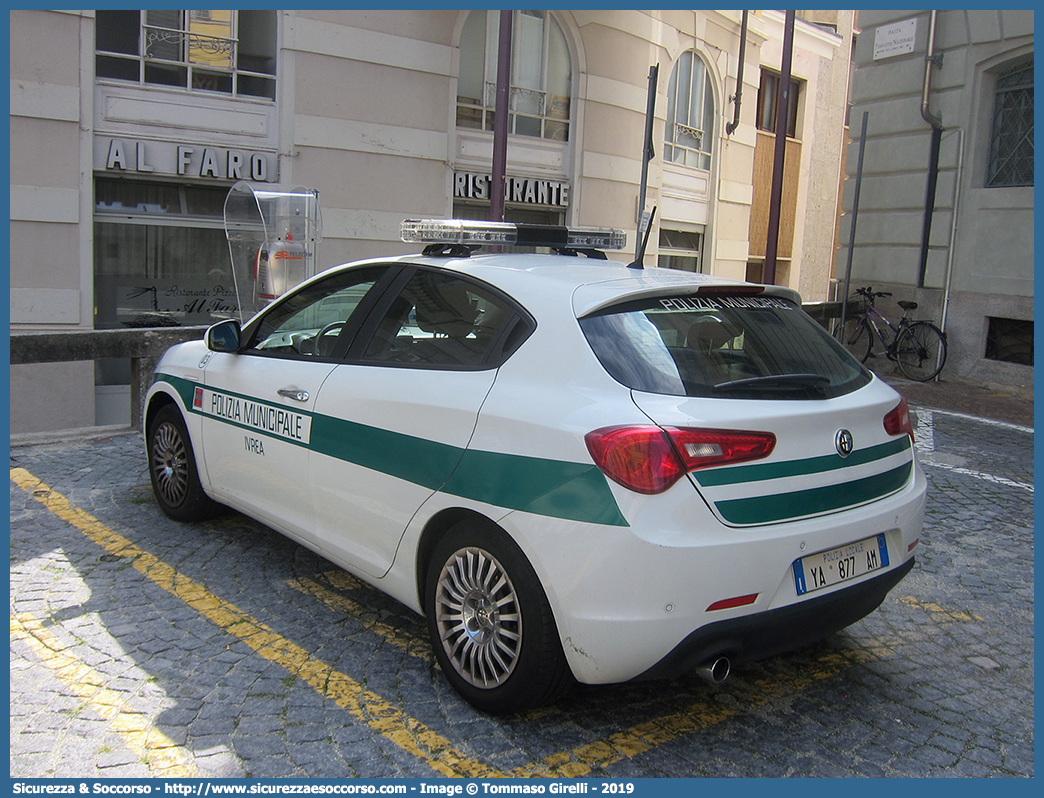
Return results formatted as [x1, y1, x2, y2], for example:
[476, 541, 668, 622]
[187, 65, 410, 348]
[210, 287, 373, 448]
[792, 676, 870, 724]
[454, 171, 570, 208]
[96, 138, 277, 182]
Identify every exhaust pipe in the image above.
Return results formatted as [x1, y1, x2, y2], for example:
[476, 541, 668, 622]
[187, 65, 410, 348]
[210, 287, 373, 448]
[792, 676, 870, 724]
[696, 656, 731, 684]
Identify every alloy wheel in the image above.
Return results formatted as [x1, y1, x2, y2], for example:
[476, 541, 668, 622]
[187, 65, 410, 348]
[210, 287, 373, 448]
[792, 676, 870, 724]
[151, 421, 189, 509]
[433, 546, 522, 689]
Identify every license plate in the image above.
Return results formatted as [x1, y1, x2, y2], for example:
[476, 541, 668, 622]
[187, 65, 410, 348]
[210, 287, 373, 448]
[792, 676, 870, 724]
[793, 534, 890, 596]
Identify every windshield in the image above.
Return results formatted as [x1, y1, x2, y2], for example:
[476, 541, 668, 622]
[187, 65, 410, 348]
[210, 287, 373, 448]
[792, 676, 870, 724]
[579, 293, 872, 400]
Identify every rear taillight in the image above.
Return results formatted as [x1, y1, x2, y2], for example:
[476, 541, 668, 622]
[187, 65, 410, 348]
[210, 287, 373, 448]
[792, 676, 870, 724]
[585, 426, 776, 495]
[584, 427, 682, 494]
[883, 397, 915, 441]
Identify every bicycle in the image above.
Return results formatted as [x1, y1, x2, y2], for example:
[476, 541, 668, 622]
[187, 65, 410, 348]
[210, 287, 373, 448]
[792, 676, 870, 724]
[836, 286, 947, 381]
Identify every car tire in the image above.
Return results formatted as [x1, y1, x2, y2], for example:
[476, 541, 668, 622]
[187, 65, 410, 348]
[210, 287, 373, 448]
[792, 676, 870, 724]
[425, 520, 573, 714]
[147, 404, 221, 522]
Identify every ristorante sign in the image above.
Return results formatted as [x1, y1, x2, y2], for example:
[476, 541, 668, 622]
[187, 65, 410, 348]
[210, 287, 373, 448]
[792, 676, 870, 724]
[454, 171, 570, 208]
[96, 137, 277, 182]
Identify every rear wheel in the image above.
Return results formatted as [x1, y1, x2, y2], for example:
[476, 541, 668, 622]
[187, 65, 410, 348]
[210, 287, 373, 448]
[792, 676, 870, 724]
[425, 521, 572, 714]
[895, 322, 947, 381]
[838, 317, 873, 363]
[147, 404, 221, 522]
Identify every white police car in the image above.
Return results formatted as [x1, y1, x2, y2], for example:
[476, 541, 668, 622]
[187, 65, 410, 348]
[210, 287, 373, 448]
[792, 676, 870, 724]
[145, 219, 926, 713]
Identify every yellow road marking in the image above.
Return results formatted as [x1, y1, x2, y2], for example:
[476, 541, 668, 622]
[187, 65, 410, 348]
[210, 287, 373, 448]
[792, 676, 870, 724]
[11, 467, 501, 779]
[898, 595, 985, 622]
[13, 466, 933, 778]
[318, 569, 363, 592]
[11, 612, 196, 777]
[287, 573, 433, 661]
[509, 646, 889, 777]
[291, 575, 902, 778]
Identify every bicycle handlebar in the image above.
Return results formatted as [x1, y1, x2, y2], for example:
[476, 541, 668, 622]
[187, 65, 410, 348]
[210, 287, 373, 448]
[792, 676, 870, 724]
[853, 286, 891, 300]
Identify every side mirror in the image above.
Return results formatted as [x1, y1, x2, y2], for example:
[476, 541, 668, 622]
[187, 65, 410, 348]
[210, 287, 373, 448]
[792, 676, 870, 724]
[206, 319, 241, 352]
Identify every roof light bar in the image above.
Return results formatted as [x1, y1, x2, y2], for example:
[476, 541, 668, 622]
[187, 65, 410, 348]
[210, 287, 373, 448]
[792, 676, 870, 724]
[401, 219, 627, 251]
[402, 219, 515, 246]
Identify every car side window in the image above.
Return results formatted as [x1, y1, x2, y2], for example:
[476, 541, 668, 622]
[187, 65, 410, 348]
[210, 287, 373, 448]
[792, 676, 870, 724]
[360, 269, 530, 368]
[244, 268, 384, 359]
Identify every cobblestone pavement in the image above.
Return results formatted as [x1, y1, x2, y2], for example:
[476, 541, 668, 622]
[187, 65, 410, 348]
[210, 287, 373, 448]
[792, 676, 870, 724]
[9, 402, 1033, 778]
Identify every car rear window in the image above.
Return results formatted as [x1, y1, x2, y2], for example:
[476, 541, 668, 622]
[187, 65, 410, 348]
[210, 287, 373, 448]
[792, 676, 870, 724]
[579, 293, 872, 399]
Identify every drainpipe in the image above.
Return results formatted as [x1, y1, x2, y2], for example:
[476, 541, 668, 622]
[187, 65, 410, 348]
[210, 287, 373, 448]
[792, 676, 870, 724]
[726, 11, 749, 136]
[939, 128, 963, 340]
[920, 10, 943, 128]
[917, 10, 944, 288]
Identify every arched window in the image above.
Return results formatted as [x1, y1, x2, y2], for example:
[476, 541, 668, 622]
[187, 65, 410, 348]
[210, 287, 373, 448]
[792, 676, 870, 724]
[664, 51, 715, 170]
[456, 10, 572, 141]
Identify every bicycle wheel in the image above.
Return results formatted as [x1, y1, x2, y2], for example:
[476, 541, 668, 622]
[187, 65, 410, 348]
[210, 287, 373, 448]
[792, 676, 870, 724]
[895, 321, 947, 381]
[838, 317, 873, 363]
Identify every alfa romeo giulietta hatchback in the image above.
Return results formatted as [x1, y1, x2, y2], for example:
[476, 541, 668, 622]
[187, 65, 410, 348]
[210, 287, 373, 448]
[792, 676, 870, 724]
[145, 220, 926, 713]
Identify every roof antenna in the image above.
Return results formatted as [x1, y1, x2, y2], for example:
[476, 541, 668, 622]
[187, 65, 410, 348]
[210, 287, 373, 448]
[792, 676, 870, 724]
[627, 206, 656, 269]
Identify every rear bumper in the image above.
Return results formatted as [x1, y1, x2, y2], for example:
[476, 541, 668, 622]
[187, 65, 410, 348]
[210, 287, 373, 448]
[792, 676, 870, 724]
[634, 557, 915, 681]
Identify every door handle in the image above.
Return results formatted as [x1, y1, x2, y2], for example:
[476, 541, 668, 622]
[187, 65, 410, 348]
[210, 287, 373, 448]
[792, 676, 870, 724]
[277, 387, 309, 402]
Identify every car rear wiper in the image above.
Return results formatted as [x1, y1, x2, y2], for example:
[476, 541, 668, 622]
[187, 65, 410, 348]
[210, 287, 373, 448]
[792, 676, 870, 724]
[712, 373, 830, 395]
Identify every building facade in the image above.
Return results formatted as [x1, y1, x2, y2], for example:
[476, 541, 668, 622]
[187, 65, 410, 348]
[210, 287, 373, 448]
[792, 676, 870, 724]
[10, 9, 854, 433]
[838, 9, 1034, 392]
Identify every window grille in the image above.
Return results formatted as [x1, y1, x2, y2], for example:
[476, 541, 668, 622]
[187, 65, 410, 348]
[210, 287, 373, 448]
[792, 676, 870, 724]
[986, 61, 1034, 188]
[95, 10, 276, 100]
[985, 317, 1034, 366]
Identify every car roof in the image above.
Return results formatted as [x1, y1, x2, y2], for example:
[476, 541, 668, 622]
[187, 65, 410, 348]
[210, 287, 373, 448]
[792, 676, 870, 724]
[324, 251, 804, 318]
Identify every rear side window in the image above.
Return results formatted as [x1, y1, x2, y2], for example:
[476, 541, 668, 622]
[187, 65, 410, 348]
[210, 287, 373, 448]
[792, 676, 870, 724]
[580, 293, 871, 399]
[358, 269, 534, 369]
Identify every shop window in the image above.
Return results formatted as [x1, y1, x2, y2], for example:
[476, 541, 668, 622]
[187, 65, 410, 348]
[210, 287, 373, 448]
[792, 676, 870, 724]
[756, 69, 802, 139]
[985, 317, 1034, 366]
[94, 178, 234, 387]
[93, 178, 233, 330]
[95, 9, 276, 100]
[664, 51, 715, 170]
[986, 60, 1033, 188]
[657, 228, 705, 273]
[456, 10, 572, 141]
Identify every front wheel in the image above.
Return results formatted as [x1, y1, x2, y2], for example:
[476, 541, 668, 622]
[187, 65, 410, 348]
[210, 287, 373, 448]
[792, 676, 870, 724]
[895, 322, 947, 381]
[425, 521, 572, 714]
[147, 404, 221, 522]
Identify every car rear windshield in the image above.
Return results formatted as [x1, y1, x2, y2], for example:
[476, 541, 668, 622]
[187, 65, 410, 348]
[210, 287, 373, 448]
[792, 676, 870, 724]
[579, 293, 872, 400]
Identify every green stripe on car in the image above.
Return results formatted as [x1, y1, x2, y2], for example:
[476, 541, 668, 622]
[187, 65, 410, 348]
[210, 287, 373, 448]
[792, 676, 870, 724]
[714, 462, 913, 525]
[694, 437, 911, 487]
[154, 373, 911, 529]
[444, 449, 628, 527]
[695, 436, 913, 525]
[153, 374, 628, 527]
